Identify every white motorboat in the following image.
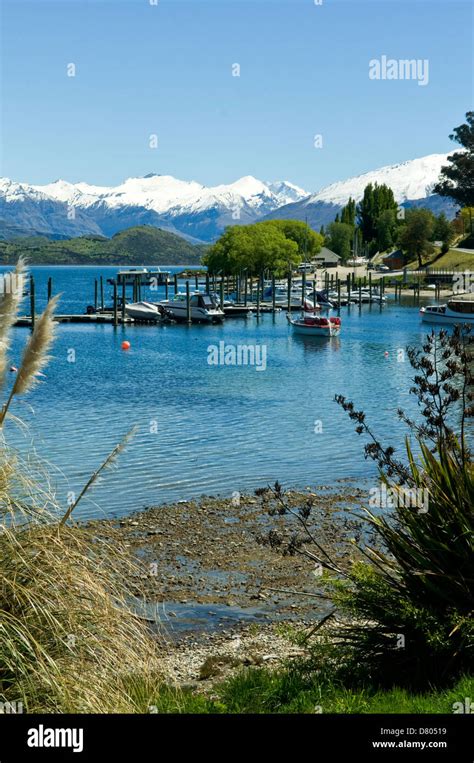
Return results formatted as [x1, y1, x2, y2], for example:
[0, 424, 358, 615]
[262, 285, 316, 309]
[420, 298, 474, 325]
[287, 312, 341, 337]
[158, 292, 224, 322]
[125, 301, 161, 320]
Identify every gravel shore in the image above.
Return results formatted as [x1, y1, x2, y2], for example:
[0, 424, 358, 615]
[84, 483, 364, 651]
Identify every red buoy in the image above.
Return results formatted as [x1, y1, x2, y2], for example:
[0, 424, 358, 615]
[121, 341, 131, 351]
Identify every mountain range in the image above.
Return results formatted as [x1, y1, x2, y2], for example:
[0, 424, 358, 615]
[0, 153, 457, 244]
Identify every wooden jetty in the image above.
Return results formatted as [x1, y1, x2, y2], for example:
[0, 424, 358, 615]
[15, 313, 134, 327]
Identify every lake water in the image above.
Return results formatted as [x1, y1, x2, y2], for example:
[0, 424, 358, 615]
[1, 265, 435, 521]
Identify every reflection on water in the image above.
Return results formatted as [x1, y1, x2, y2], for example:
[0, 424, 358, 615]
[290, 334, 342, 353]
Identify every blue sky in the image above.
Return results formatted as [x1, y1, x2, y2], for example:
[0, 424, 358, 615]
[1, 0, 472, 192]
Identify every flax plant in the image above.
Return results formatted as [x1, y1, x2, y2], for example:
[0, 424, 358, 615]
[257, 328, 473, 688]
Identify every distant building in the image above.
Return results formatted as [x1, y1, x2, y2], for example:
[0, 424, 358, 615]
[382, 249, 405, 270]
[313, 247, 341, 268]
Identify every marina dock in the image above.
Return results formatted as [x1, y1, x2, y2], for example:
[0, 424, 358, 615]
[13, 266, 465, 330]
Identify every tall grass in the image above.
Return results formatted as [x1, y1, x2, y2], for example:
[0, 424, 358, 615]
[0, 264, 163, 712]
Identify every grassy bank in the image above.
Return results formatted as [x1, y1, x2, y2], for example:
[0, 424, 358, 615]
[407, 248, 474, 270]
[126, 667, 474, 714]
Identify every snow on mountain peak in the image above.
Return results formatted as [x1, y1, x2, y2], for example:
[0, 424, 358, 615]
[307, 153, 451, 206]
[0, 153, 454, 243]
[267, 180, 309, 205]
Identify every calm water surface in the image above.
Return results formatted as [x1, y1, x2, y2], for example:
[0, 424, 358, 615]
[2, 266, 434, 520]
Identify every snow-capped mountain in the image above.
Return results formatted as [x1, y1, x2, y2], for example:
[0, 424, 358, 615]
[264, 153, 457, 229]
[304, 154, 450, 206]
[0, 154, 456, 242]
[0, 173, 309, 241]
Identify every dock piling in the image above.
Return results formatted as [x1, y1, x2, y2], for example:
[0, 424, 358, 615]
[29, 275, 35, 330]
[113, 282, 118, 326]
[186, 281, 191, 324]
[220, 277, 225, 311]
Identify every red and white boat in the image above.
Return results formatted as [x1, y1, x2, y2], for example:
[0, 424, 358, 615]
[287, 311, 341, 337]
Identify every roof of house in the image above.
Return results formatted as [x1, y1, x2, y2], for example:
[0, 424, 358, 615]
[314, 247, 341, 262]
[382, 249, 404, 260]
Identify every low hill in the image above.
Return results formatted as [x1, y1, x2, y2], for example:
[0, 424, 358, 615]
[0, 226, 206, 265]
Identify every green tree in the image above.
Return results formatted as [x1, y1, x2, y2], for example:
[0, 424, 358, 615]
[433, 212, 455, 253]
[357, 183, 399, 244]
[327, 222, 353, 262]
[398, 209, 435, 268]
[376, 209, 397, 252]
[203, 223, 299, 276]
[434, 111, 474, 233]
[340, 197, 356, 226]
[268, 220, 323, 258]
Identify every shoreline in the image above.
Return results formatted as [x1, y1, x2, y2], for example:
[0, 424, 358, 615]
[83, 484, 365, 645]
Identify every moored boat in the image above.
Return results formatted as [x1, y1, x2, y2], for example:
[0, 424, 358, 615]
[420, 298, 474, 325]
[287, 312, 341, 336]
[158, 292, 224, 322]
[125, 301, 161, 320]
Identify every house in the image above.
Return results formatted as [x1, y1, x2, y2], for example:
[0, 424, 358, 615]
[313, 247, 341, 268]
[382, 249, 405, 270]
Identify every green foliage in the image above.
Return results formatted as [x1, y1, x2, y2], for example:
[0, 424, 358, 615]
[217, 666, 474, 714]
[326, 221, 353, 262]
[203, 221, 308, 275]
[325, 439, 474, 687]
[268, 220, 323, 258]
[331, 329, 474, 687]
[136, 667, 474, 714]
[376, 209, 397, 251]
[458, 207, 474, 239]
[357, 183, 399, 244]
[433, 212, 455, 253]
[398, 208, 435, 267]
[0, 226, 205, 266]
[434, 111, 474, 213]
[340, 197, 356, 226]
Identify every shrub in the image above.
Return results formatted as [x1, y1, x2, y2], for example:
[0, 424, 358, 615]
[257, 327, 473, 688]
